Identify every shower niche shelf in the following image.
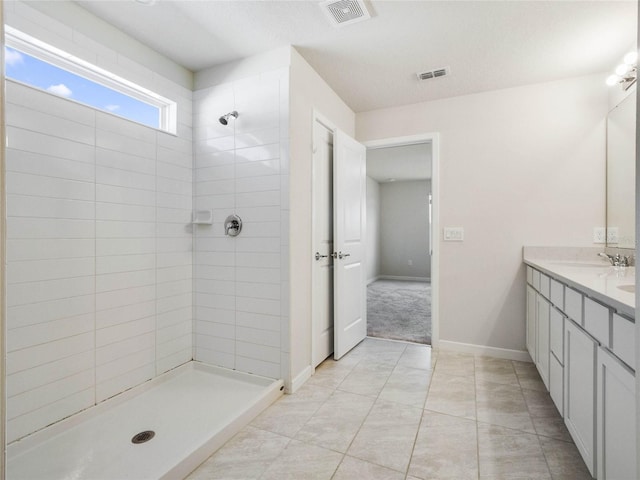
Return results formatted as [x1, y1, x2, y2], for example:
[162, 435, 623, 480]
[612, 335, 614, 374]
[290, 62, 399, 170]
[192, 210, 213, 225]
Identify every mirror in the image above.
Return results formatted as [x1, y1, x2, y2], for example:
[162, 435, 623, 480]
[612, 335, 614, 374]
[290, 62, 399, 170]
[606, 90, 636, 249]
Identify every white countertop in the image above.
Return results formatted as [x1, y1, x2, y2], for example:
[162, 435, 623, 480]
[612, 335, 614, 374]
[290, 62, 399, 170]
[524, 259, 635, 318]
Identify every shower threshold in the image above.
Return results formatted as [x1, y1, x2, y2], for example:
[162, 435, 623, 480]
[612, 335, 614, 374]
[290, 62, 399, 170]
[6, 362, 283, 479]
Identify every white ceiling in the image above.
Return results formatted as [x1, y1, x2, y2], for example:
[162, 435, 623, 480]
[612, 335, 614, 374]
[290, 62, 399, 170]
[366, 143, 431, 183]
[74, 0, 637, 113]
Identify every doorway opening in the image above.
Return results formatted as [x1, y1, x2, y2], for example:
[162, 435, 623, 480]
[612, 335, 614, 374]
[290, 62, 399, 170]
[364, 137, 438, 346]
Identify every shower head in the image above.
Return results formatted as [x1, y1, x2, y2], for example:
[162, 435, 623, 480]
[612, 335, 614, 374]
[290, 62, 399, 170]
[219, 111, 239, 125]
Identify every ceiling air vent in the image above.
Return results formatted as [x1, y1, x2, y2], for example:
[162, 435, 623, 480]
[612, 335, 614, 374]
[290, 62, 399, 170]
[417, 67, 451, 81]
[320, 0, 371, 28]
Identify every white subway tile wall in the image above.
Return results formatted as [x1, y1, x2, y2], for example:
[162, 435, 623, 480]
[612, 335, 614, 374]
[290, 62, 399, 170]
[193, 69, 290, 381]
[5, 78, 193, 442]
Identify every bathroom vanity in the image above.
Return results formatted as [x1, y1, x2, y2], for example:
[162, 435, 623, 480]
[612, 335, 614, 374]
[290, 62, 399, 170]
[524, 249, 635, 479]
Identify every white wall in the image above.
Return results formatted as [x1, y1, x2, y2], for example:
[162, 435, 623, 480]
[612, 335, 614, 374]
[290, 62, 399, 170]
[289, 48, 355, 387]
[366, 176, 381, 282]
[4, 2, 193, 443]
[192, 59, 290, 382]
[379, 180, 431, 279]
[357, 74, 608, 352]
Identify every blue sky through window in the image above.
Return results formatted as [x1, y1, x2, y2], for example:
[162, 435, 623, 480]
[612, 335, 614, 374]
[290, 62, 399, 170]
[5, 46, 160, 129]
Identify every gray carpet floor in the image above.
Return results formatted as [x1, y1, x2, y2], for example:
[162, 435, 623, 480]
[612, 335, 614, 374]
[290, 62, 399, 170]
[367, 279, 431, 344]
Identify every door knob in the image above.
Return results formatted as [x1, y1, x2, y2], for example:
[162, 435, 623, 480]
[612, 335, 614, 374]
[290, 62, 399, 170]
[338, 251, 351, 259]
[315, 252, 328, 261]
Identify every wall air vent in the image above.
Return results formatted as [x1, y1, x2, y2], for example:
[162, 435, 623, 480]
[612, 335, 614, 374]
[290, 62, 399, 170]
[417, 67, 450, 81]
[320, 0, 371, 28]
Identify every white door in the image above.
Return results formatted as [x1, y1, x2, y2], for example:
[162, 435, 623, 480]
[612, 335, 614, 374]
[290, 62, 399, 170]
[311, 121, 334, 367]
[333, 129, 367, 359]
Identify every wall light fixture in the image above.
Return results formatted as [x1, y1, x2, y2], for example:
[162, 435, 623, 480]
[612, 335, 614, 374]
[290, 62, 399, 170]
[606, 51, 638, 90]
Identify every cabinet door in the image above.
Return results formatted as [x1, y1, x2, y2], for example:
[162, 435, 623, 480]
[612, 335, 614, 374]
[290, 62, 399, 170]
[597, 347, 636, 480]
[549, 307, 564, 362]
[564, 319, 597, 477]
[526, 285, 537, 362]
[549, 353, 563, 416]
[536, 294, 550, 389]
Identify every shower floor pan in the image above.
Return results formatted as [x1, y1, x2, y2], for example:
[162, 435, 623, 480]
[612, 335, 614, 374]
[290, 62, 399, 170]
[7, 362, 283, 479]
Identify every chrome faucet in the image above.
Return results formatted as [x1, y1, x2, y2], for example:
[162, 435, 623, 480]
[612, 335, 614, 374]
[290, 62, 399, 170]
[599, 252, 632, 267]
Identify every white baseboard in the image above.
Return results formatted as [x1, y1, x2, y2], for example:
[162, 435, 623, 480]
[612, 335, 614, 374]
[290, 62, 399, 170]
[367, 276, 381, 285]
[379, 275, 430, 282]
[438, 340, 532, 362]
[289, 365, 313, 393]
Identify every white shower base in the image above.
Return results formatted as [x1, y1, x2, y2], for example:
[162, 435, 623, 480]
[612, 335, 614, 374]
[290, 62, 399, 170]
[7, 362, 283, 479]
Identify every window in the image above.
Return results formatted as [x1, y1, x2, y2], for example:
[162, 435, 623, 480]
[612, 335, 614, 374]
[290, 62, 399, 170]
[4, 26, 177, 133]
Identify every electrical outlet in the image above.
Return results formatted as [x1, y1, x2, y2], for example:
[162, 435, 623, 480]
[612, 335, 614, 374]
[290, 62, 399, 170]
[408, 259, 413, 266]
[443, 227, 464, 241]
[607, 227, 619, 244]
[593, 227, 606, 244]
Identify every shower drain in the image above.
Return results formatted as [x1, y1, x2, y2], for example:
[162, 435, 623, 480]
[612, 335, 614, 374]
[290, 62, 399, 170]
[131, 430, 155, 444]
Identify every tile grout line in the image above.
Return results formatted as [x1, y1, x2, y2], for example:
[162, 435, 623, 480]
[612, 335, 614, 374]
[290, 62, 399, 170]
[514, 359, 555, 478]
[330, 341, 408, 478]
[404, 346, 437, 479]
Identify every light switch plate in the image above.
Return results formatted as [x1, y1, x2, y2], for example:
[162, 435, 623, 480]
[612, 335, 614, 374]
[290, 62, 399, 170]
[443, 227, 464, 241]
[593, 227, 606, 244]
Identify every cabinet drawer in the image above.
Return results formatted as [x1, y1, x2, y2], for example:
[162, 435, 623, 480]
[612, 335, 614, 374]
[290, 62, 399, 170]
[549, 307, 564, 362]
[612, 313, 635, 368]
[584, 297, 610, 346]
[550, 279, 564, 310]
[532, 269, 541, 291]
[539, 274, 550, 299]
[550, 353, 563, 416]
[564, 287, 583, 324]
[526, 266, 533, 285]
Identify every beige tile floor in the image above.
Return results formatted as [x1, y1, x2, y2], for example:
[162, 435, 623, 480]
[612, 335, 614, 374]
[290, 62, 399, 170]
[187, 338, 592, 480]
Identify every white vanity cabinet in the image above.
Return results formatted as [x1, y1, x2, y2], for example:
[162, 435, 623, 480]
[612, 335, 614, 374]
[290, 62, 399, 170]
[564, 319, 597, 477]
[597, 347, 636, 480]
[525, 262, 636, 480]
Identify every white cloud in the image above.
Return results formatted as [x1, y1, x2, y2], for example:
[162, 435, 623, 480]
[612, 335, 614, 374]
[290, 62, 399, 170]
[46, 83, 73, 98]
[105, 104, 120, 112]
[5, 47, 24, 67]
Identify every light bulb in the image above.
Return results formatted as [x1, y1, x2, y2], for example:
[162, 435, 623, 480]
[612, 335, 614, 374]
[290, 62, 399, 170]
[615, 64, 631, 76]
[606, 74, 621, 86]
[623, 51, 638, 65]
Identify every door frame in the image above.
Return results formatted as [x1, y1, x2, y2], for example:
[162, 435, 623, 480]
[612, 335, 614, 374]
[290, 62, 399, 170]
[311, 110, 338, 371]
[363, 133, 440, 348]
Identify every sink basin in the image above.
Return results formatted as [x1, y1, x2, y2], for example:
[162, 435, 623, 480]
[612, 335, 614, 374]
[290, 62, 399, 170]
[549, 262, 611, 269]
[617, 284, 635, 293]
